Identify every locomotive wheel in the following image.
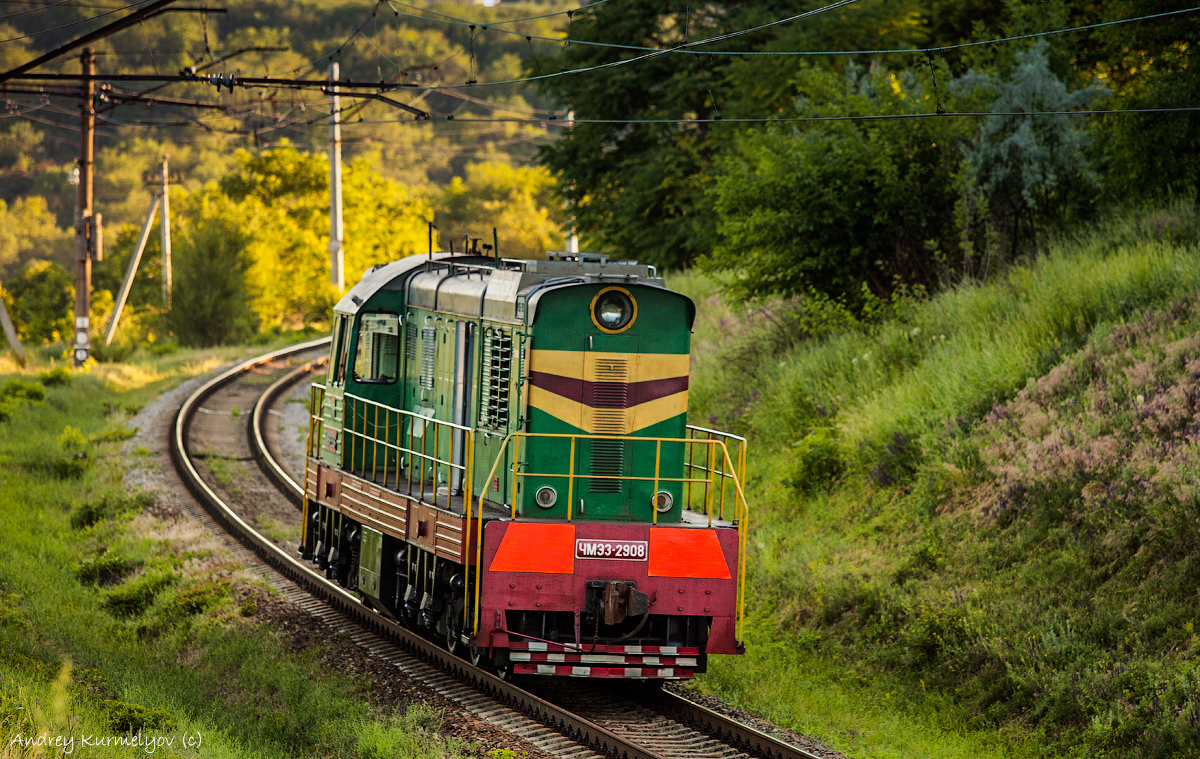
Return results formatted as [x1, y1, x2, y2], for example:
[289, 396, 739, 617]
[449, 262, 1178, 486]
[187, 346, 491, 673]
[469, 645, 483, 668]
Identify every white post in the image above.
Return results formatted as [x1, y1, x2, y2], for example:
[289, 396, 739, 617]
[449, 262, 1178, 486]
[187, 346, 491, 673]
[0, 285, 25, 362]
[329, 61, 345, 291]
[566, 109, 578, 255]
[160, 155, 172, 308]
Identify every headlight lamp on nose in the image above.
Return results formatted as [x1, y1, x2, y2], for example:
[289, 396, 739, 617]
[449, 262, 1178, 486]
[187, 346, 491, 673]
[590, 288, 636, 333]
[535, 486, 558, 508]
[654, 490, 674, 513]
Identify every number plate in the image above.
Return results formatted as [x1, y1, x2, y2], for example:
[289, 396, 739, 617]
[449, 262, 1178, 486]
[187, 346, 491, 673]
[575, 539, 648, 561]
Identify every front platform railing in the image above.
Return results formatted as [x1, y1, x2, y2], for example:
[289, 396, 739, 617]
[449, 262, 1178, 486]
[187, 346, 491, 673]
[306, 384, 474, 514]
[469, 430, 750, 642]
[306, 383, 750, 645]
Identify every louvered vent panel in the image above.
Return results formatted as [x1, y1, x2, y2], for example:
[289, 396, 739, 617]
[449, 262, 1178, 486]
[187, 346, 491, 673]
[405, 320, 417, 362]
[419, 327, 436, 390]
[478, 329, 512, 430]
[588, 358, 628, 492]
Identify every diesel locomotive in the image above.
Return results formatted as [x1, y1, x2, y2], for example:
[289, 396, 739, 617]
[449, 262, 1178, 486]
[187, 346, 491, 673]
[301, 251, 749, 679]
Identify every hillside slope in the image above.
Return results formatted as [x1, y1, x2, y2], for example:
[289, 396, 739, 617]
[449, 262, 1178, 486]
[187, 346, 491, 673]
[677, 200, 1200, 758]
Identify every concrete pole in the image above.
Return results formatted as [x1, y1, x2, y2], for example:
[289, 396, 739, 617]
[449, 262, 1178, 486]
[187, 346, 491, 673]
[566, 109, 578, 255]
[329, 61, 344, 291]
[72, 47, 95, 367]
[104, 194, 159, 345]
[160, 155, 172, 308]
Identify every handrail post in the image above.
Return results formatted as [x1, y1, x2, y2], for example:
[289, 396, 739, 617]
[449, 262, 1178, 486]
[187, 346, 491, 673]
[686, 428, 695, 511]
[510, 434, 519, 518]
[652, 440, 662, 524]
[700, 439, 710, 528]
[372, 404, 380, 480]
[566, 437, 576, 521]
[434, 423, 441, 509]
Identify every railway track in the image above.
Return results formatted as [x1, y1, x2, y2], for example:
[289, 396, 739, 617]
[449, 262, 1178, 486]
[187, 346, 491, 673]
[169, 340, 827, 759]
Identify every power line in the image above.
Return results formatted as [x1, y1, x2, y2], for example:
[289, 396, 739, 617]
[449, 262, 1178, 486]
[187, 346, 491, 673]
[0, 0, 99, 21]
[410, 106, 1200, 126]
[0, 0, 148, 43]
[385, 2, 1200, 60]
[380, 0, 861, 90]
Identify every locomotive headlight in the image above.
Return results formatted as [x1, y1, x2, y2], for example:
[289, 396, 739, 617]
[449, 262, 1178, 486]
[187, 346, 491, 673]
[654, 490, 674, 513]
[591, 288, 636, 333]
[535, 486, 558, 508]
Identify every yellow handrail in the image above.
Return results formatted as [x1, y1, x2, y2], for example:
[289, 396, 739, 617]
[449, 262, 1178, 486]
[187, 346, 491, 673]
[340, 392, 474, 512]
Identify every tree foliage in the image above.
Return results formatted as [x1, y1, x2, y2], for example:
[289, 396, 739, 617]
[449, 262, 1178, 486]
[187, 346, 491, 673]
[434, 162, 563, 258]
[708, 65, 973, 301]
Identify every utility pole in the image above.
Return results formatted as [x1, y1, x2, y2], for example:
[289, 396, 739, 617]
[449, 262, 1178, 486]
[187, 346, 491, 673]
[73, 47, 97, 367]
[160, 154, 172, 307]
[566, 109, 579, 255]
[328, 61, 344, 292]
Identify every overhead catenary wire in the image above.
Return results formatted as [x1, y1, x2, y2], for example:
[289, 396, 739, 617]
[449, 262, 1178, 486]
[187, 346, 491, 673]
[377, 0, 862, 90]
[0, 0, 151, 43]
[384, 1, 1200, 60]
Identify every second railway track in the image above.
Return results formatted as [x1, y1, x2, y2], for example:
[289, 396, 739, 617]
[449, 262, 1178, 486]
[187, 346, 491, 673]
[169, 339, 828, 759]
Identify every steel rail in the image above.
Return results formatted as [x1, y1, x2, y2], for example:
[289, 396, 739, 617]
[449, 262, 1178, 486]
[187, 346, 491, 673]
[170, 340, 669, 759]
[248, 354, 327, 507]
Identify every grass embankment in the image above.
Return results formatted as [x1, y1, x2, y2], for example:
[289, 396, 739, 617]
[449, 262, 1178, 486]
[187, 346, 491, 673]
[0, 342, 477, 758]
[678, 201, 1200, 758]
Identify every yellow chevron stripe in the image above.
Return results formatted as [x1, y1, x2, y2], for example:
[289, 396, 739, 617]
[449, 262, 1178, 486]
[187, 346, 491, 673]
[529, 386, 688, 434]
[530, 349, 690, 383]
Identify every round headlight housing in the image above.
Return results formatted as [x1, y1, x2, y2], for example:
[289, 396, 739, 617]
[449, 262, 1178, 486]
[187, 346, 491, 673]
[591, 288, 636, 333]
[535, 486, 558, 509]
[654, 490, 674, 513]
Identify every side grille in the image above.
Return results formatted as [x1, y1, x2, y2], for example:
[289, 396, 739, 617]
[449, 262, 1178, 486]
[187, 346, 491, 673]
[405, 320, 417, 362]
[478, 329, 513, 430]
[419, 327, 436, 390]
[588, 358, 628, 492]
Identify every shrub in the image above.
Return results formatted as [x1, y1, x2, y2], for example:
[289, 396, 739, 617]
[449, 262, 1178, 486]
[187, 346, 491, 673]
[102, 572, 176, 618]
[69, 492, 154, 529]
[786, 428, 844, 493]
[72, 550, 135, 585]
[102, 700, 175, 734]
[37, 366, 71, 387]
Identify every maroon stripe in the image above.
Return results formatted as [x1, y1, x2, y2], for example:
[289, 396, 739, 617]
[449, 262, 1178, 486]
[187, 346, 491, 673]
[529, 371, 688, 409]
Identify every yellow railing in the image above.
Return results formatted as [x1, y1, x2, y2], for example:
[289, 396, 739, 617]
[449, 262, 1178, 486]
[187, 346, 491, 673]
[307, 383, 751, 648]
[466, 431, 750, 643]
[340, 392, 475, 513]
[685, 425, 748, 521]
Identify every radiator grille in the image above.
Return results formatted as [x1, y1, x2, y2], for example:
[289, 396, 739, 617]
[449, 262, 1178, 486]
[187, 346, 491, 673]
[588, 358, 628, 492]
[478, 329, 513, 430]
[419, 327, 436, 390]
[405, 320, 417, 362]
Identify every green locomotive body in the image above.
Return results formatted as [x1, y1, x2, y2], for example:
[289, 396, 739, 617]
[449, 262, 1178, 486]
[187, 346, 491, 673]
[302, 252, 748, 679]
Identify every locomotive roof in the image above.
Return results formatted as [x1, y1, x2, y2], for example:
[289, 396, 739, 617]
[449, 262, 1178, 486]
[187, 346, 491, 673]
[334, 252, 686, 326]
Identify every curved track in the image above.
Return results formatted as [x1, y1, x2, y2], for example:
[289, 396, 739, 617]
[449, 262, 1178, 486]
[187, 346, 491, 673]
[170, 340, 826, 759]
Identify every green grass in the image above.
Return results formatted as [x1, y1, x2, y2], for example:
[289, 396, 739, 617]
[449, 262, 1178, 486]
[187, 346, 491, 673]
[0, 343, 475, 759]
[676, 199, 1200, 758]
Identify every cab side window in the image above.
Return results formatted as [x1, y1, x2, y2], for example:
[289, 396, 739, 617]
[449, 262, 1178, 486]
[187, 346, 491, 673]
[353, 313, 400, 383]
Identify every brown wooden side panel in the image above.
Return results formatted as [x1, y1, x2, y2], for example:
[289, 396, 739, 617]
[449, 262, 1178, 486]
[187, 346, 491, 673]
[314, 459, 342, 513]
[341, 478, 408, 538]
[316, 463, 476, 565]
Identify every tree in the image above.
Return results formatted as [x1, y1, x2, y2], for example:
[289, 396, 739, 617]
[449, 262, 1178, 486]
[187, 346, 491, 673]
[706, 64, 972, 301]
[434, 162, 563, 258]
[956, 41, 1105, 270]
[168, 194, 258, 347]
[0, 197, 73, 278]
[3, 260, 73, 344]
